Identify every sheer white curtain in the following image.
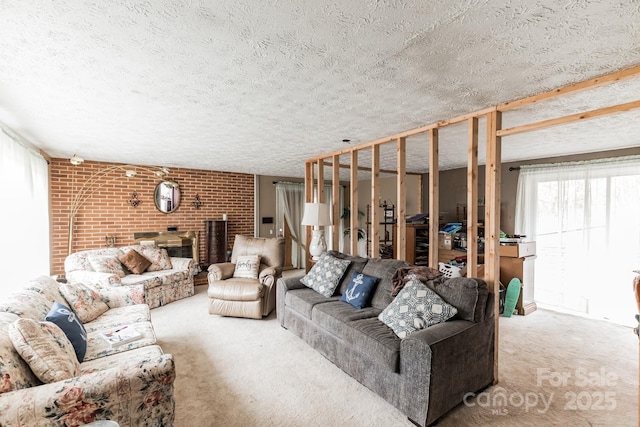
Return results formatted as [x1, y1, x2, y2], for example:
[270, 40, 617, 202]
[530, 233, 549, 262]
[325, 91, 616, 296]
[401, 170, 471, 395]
[515, 156, 640, 326]
[276, 183, 306, 268]
[0, 126, 50, 297]
[276, 182, 343, 268]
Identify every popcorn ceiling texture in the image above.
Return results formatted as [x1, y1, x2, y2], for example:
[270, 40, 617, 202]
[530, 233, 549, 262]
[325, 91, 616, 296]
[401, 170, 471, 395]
[1, 1, 639, 178]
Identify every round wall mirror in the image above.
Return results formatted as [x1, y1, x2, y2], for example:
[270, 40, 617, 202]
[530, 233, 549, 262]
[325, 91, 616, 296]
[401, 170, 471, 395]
[154, 180, 181, 214]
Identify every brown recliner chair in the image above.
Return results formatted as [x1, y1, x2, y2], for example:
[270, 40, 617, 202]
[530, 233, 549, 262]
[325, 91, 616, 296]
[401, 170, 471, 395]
[207, 234, 285, 319]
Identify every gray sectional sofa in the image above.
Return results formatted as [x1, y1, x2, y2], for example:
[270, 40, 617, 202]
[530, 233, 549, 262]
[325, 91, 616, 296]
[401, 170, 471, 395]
[276, 251, 495, 427]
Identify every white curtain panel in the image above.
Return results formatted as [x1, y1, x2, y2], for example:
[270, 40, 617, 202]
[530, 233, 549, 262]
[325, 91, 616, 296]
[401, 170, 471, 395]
[515, 156, 640, 326]
[276, 183, 305, 268]
[0, 126, 49, 297]
[276, 183, 343, 269]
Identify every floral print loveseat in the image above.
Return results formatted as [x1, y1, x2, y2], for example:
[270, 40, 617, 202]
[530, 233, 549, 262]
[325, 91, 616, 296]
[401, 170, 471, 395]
[65, 245, 198, 309]
[0, 275, 175, 426]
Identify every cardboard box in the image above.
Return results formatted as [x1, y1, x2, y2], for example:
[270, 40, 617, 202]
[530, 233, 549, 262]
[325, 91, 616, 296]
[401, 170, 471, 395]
[499, 241, 536, 258]
[438, 232, 454, 250]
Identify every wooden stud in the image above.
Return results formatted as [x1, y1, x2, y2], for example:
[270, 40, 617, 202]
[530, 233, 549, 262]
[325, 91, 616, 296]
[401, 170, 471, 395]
[467, 117, 479, 277]
[332, 154, 340, 252]
[428, 129, 439, 269]
[304, 161, 314, 272]
[371, 145, 381, 258]
[317, 159, 324, 202]
[485, 110, 502, 385]
[306, 107, 495, 163]
[350, 151, 358, 256]
[396, 137, 407, 261]
[322, 160, 423, 176]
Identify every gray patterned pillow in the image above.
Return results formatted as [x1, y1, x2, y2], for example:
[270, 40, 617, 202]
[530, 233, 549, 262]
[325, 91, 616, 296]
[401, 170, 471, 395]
[301, 252, 351, 297]
[378, 277, 457, 338]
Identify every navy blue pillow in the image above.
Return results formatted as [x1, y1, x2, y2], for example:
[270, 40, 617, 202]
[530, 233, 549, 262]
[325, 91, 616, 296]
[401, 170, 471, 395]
[339, 272, 379, 309]
[45, 302, 87, 362]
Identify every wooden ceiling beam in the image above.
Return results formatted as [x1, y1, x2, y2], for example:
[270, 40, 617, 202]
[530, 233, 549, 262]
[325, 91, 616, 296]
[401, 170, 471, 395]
[498, 99, 640, 137]
[498, 64, 640, 112]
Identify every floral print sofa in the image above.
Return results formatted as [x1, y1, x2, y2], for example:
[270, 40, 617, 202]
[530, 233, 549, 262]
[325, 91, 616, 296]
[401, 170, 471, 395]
[0, 275, 175, 426]
[65, 245, 198, 309]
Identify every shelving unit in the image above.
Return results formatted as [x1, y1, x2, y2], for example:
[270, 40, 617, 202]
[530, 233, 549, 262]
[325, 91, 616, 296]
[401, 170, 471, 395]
[402, 224, 430, 265]
[366, 203, 395, 258]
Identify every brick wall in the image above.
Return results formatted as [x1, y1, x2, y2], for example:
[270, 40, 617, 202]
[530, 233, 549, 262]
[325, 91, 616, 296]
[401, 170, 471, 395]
[50, 159, 254, 275]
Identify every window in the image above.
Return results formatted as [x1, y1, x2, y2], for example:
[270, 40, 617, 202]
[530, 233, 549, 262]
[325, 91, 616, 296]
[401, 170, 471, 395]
[0, 126, 49, 297]
[516, 156, 640, 326]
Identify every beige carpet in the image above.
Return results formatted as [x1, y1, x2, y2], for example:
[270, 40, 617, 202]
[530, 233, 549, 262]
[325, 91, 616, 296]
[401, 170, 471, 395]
[150, 285, 638, 426]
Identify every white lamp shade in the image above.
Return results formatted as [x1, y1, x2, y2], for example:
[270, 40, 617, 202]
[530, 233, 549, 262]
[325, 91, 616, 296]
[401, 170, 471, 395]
[301, 202, 332, 226]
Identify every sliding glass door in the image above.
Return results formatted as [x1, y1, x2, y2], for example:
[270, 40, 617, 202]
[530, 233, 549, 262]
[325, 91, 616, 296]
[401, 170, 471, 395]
[516, 156, 640, 326]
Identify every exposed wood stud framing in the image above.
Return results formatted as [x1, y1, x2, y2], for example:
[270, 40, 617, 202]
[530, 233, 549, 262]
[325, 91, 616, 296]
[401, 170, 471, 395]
[428, 128, 439, 268]
[332, 154, 340, 251]
[371, 145, 381, 258]
[485, 110, 502, 385]
[304, 161, 314, 271]
[350, 151, 358, 256]
[317, 159, 324, 203]
[303, 65, 640, 386]
[467, 117, 479, 277]
[323, 160, 423, 176]
[498, 99, 640, 137]
[396, 137, 407, 261]
[498, 64, 640, 111]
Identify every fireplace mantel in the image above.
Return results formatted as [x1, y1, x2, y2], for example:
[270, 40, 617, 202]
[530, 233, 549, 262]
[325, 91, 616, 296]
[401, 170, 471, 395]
[133, 231, 199, 264]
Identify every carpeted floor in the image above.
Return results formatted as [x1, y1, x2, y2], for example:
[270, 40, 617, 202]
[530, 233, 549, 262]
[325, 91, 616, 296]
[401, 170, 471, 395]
[150, 285, 637, 426]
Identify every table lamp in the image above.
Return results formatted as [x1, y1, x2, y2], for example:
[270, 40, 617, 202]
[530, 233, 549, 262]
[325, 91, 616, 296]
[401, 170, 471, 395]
[301, 202, 332, 260]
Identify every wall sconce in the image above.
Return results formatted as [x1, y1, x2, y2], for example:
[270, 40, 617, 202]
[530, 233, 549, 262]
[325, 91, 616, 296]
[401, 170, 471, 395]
[191, 194, 203, 209]
[127, 192, 141, 208]
[105, 235, 116, 247]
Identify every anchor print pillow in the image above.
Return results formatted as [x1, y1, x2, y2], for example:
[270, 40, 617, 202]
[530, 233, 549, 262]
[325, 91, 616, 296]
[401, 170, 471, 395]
[339, 272, 379, 309]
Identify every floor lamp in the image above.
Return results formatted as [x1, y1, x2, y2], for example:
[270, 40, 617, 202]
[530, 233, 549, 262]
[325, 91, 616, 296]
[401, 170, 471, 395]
[68, 155, 169, 255]
[301, 202, 332, 261]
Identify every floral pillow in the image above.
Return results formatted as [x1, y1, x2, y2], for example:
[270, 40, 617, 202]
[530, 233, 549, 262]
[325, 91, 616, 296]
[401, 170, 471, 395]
[378, 278, 458, 338]
[8, 318, 80, 383]
[60, 282, 109, 323]
[0, 314, 41, 394]
[135, 246, 173, 272]
[88, 255, 126, 278]
[233, 255, 261, 279]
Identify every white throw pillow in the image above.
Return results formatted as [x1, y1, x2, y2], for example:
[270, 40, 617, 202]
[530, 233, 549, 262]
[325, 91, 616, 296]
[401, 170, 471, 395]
[233, 255, 261, 279]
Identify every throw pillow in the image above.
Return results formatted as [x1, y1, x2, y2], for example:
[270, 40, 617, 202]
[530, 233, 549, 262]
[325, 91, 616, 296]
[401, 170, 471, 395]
[301, 252, 351, 298]
[119, 249, 152, 274]
[233, 255, 261, 279]
[45, 302, 87, 362]
[378, 278, 458, 338]
[136, 246, 173, 272]
[339, 272, 379, 309]
[88, 255, 126, 278]
[8, 318, 80, 383]
[60, 282, 110, 323]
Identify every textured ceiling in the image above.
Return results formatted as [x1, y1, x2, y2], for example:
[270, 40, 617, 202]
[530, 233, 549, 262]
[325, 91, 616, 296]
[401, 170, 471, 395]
[1, 0, 639, 178]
